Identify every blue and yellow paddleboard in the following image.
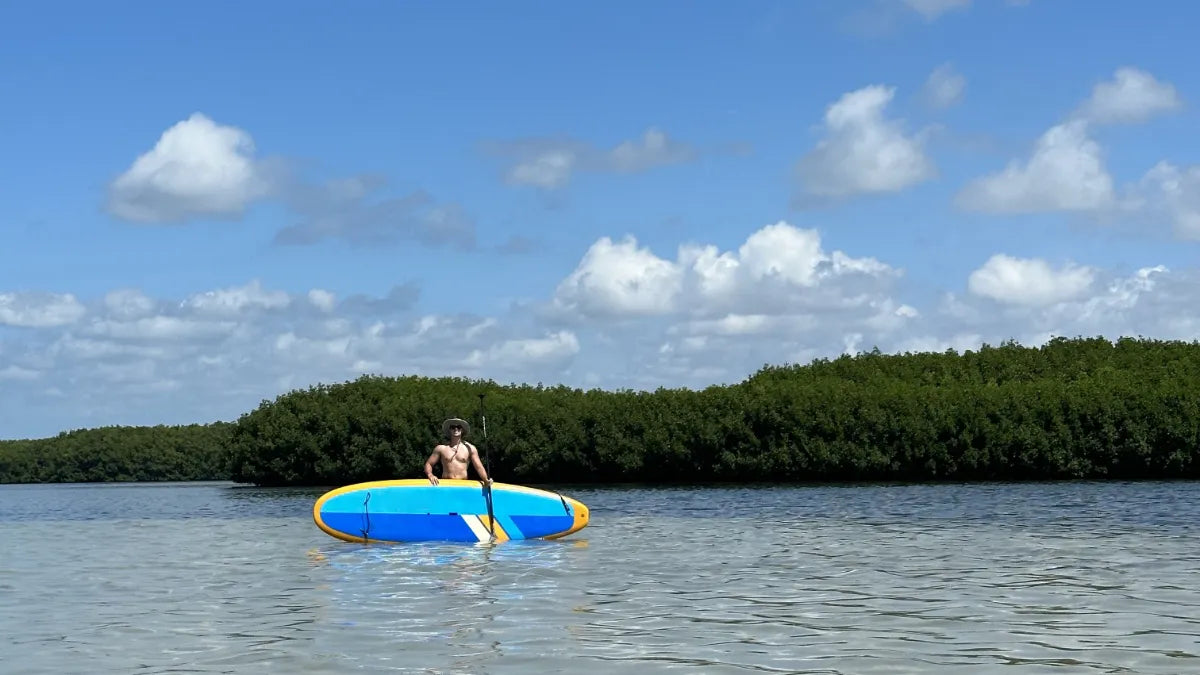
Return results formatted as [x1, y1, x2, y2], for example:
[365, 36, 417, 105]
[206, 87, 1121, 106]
[313, 479, 589, 544]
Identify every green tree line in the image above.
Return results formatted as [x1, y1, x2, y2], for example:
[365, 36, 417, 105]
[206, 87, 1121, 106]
[4, 336, 1199, 486]
[0, 423, 232, 483]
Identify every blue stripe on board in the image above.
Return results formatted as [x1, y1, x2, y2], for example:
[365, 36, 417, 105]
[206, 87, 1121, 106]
[509, 515, 576, 539]
[322, 512, 480, 542]
[497, 514, 524, 539]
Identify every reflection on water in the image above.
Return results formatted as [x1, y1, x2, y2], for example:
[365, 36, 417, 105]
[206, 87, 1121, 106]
[1, 480, 1198, 673]
[303, 539, 584, 673]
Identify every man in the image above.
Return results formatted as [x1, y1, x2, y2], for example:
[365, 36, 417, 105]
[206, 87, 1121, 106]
[424, 417, 493, 486]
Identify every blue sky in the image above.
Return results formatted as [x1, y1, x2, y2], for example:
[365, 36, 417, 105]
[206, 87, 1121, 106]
[3, 0, 1199, 439]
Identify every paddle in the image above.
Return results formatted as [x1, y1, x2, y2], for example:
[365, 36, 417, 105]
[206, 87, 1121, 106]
[477, 392, 496, 542]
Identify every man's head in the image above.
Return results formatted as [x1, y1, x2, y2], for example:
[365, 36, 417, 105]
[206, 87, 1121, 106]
[442, 417, 470, 439]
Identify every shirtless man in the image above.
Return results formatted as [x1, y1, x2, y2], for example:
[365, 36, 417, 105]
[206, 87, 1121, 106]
[424, 417, 492, 486]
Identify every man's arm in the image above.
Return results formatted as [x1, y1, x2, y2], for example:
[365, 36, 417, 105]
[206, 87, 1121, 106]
[424, 447, 443, 485]
[469, 444, 492, 483]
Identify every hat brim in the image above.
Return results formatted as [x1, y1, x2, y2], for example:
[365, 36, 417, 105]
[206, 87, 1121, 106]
[442, 418, 470, 437]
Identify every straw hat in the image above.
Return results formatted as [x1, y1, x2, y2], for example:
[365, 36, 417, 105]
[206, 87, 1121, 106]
[442, 417, 470, 437]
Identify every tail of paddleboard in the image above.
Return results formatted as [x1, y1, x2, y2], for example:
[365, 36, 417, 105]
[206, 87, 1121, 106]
[312, 479, 589, 544]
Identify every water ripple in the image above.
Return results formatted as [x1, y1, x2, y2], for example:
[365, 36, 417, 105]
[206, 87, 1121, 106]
[2, 481, 1200, 672]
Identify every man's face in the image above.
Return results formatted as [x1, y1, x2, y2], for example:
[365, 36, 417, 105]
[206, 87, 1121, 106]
[449, 424, 462, 437]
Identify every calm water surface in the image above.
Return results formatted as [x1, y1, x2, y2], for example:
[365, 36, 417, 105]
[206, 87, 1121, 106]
[2, 480, 1199, 673]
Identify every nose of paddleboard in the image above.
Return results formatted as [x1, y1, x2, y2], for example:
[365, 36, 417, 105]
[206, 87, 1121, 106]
[543, 495, 590, 540]
[568, 497, 589, 534]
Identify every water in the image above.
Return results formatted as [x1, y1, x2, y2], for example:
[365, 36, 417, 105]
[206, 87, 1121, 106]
[2, 480, 1199, 673]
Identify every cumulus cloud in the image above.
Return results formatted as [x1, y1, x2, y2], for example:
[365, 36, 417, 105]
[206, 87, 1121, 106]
[463, 331, 581, 370]
[936, 263, 1195, 348]
[794, 85, 935, 204]
[106, 114, 474, 250]
[956, 67, 1193, 240]
[335, 284, 422, 317]
[682, 223, 899, 317]
[0, 275, 596, 437]
[107, 113, 275, 223]
[607, 129, 696, 172]
[551, 221, 901, 323]
[503, 228, 1198, 394]
[4, 227, 1200, 439]
[922, 63, 966, 109]
[551, 236, 683, 318]
[956, 120, 1115, 213]
[1075, 67, 1183, 125]
[507, 150, 576, 190]
[103, 289, 157, 321]
[181, 280, 291, 317]
[1132, 162, 1200, 240]
[967, 255, 1096, 307]
[485, 127, 697, 190]
[308, 289, 337, 313]
[0, 292, 86, 327]
[84, 315, 240, 342]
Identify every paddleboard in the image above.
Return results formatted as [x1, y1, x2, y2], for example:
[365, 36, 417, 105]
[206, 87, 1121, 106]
[313, 479, 590, 544]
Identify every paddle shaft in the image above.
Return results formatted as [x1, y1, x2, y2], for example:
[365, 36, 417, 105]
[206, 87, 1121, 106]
[478, 393, 496, 540]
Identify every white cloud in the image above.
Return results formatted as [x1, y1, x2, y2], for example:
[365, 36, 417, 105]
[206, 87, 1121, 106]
[85, 316, 240, 342]
[923, 63, 966, 109]
[0, 365, 40, 381]
[794, 85, 935, 203]
[539, 222, 913, 391]
[50, 336, 173, 361]
[956, 68, 1191, 239]
[903, 0, 971, 20]
[308, 289, 337, 312]
[967, 254, 1096, 307]
[1132, 162, 1200, 240]
[727, 222, 828, 287]
[0, 292, 86, 327]
[697, 314, 773, 336]
[1076, 67, 1183, 125]
[104, 289, 157, 320]
[939, 264, 1189, 343]
[464, 331, 580, 370]
[107, 113, 273, 223]
[552, 236, 683, 317]
[0, 224, 910, 437]
[508, 150, 576, 190]
[0, 275, 598, 437]
[891, 333, 986, 355]
[552, 221, 900, 322]
[105, 115, 472, 252]
[4, 232, 1200, 440]
[956, 120, 1115, 213]
[490, 127, 697, 190]
[607, 128, 695, 172]
[181, 279, 291, 317]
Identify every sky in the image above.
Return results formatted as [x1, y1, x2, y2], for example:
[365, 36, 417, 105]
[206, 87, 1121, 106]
[2, 0, 1199, 439]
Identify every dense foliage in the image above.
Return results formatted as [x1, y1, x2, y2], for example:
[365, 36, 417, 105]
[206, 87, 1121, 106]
[4, 336, 1200, 486]
[0, 423, 232, 483]
[225, 336, 1200, 486]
